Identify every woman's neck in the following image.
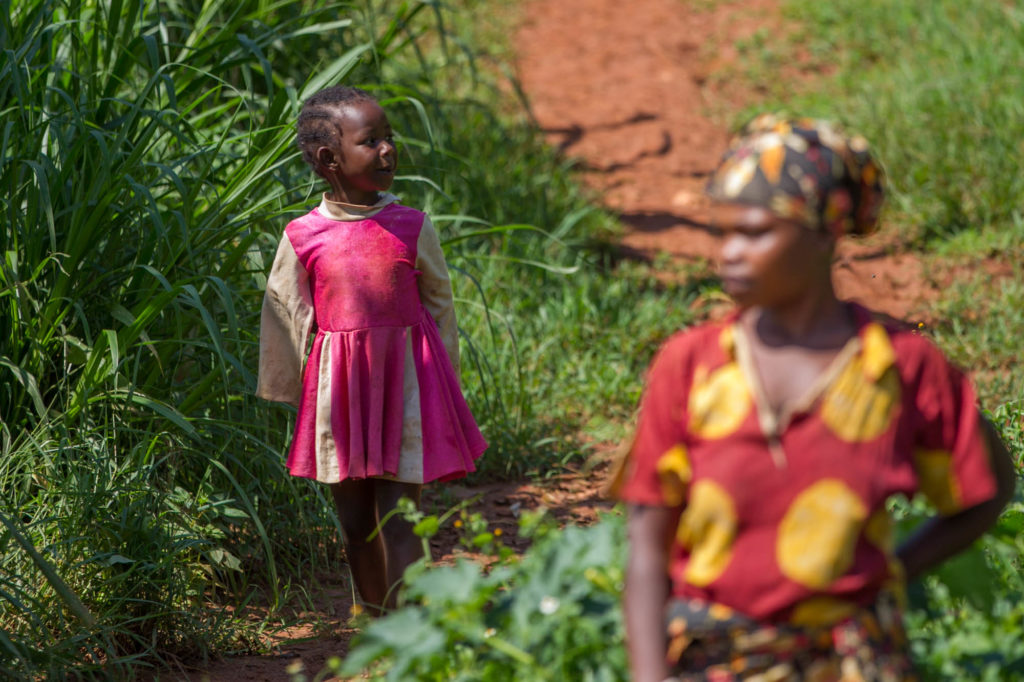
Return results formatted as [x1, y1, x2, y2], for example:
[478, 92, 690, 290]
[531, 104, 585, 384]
[748, 285, 854, 349]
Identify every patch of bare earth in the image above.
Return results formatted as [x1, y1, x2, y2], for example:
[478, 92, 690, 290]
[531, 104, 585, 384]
[166, 0, 1011, 679]
[515, 0, 954, 323]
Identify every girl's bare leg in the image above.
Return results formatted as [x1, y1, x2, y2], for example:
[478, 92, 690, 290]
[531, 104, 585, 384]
[330, 479, 388, 614]
[374, 480, 426, 608]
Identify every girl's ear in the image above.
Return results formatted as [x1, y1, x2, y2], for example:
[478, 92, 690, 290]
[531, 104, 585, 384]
[316, 146, 337, 171]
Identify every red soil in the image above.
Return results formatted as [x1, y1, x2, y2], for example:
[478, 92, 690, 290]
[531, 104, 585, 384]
[516, 0, 943, 323]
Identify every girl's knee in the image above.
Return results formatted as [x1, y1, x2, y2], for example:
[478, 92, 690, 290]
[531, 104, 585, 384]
[330, 480, 380, 544]
[375, 480, 422, 510]
[329, 478, 422, 545]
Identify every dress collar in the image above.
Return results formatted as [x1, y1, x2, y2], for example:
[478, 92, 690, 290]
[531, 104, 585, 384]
[317, 192, 399, 221]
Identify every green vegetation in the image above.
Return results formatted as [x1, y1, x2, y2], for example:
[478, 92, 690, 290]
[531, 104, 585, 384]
[334, 507, 627, 681]
[1, 0, 696, 677]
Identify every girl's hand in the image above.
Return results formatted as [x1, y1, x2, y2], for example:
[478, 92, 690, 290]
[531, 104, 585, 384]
[896, 417, 1017, 580]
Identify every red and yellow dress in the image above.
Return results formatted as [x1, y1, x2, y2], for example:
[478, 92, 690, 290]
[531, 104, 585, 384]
[614, 304, 998, 681]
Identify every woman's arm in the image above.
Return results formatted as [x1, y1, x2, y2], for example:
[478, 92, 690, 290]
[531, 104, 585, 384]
[625, 504, 675, 682]
[897, 417, 1017, 580]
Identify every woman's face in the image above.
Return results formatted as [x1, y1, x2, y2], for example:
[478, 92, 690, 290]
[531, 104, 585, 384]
[711, 203, 833, 309]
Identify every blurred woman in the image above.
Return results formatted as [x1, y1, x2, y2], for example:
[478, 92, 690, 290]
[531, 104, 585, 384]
[613, 115, 1015, 682]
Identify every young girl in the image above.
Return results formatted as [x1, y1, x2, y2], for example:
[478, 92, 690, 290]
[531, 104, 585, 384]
[257, 85, 487, 613]
[613, 115, 1015, 681]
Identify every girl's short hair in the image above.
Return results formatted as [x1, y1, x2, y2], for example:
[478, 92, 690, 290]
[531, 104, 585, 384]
[296, 85, 377, 171]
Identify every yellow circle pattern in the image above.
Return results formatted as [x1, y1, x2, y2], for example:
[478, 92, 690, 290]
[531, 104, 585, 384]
[863, 508, 893, 553]
[912, 448, 961, 515]
[677, 479, 738, 587]
[777, 479, 868, 590]
[790, 596, 858, 627]
[820, 348, 901, 442]
[687, 362, 751, 440]
[655, 445, 691, 507]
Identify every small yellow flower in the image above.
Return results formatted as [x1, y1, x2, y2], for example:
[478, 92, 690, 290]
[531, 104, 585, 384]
[454, 519, 463, 528]
[494, 528, 503, 537]
[350, 603, 364, 616]
[917, 322, 924, 328]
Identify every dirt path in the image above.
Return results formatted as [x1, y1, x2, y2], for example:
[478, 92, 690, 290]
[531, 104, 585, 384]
[516, 0, 942, 322]
[171, 466, 614, 682]
[175, 1, 957, 680]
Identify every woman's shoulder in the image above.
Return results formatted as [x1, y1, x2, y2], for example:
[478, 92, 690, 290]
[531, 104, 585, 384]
[849, 303, 962, 377]
[652, 316, 738, 368]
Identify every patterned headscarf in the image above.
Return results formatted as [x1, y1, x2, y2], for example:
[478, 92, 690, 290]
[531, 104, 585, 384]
[706, 114, 885, 237]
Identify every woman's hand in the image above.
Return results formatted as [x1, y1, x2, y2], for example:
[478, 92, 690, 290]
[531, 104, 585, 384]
[897, 417, 1018, 580]
[625, 504, 676, 682]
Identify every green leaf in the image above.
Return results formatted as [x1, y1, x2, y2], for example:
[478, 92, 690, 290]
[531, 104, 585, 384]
[404, 560, 483, 605]
[412, 516, 440, 538]
[206, 548, 243, 572]
[932, 544, 998, 611]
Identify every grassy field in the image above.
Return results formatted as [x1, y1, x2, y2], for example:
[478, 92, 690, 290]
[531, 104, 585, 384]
[2, 0, 1022, 679]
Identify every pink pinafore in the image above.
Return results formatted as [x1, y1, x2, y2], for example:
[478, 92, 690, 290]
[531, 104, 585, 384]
[257, 195, 486, 484]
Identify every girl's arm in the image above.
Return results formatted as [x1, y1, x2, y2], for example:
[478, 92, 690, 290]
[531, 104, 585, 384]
[415, 215, 459, 374]
[897, 417, 1017, 579]
[625, 504, 674, 682]
[257, 234, 314, 407]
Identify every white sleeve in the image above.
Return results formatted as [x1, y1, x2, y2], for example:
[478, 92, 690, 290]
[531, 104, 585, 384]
[415, 215, 460, 375]
[256, 233, 314, 407]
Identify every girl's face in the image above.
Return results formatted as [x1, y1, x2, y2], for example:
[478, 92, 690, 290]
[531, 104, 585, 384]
[712, 203, 833, 309]
[318, 100, 397, 205]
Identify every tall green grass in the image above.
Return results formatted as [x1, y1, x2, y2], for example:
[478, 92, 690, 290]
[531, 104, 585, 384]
[1, 0, 382, 674]
[1, 0, 699, 676]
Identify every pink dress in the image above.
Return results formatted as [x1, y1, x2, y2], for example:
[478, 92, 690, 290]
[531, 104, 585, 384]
[257, 194, 486, 484]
